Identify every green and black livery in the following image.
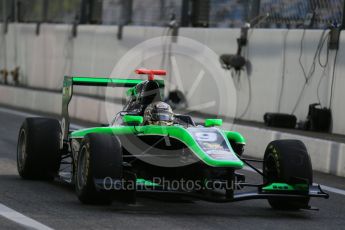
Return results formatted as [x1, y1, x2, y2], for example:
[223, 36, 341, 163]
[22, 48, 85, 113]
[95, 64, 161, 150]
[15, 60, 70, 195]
[17, 70, 328, 210]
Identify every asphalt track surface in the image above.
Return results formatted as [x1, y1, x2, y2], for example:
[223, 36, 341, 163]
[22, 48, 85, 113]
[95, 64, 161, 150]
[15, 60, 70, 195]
[0, 106, 345, 230]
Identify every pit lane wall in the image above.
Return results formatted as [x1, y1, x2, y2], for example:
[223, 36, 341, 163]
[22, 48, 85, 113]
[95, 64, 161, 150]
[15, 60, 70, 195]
[0, 23, 344, 176]
[1, 24, 345, 135]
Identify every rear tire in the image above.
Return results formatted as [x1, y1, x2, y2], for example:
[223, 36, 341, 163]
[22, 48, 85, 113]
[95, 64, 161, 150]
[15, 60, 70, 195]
[75, 134, 123, 205]
[263, 140, 312, 210]
[17, 118, 61, 180]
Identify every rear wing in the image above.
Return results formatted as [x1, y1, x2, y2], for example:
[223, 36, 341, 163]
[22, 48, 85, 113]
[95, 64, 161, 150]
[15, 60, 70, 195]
[61, 76, 164, 142]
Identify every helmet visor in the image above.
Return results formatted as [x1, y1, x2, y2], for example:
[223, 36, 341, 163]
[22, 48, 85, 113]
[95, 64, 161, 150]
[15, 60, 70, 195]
[151, 113, 174, 121]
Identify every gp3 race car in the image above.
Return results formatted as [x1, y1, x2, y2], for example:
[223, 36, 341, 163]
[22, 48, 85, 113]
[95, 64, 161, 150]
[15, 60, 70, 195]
[17, 69, 328, 210]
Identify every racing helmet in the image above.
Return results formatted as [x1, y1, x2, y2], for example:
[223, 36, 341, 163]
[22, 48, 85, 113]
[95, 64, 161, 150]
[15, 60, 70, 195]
[144, 102, 174, 126]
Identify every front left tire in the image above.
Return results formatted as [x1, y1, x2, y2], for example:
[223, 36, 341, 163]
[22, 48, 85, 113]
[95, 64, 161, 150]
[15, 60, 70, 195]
[263, 139, 313, 210]
[75, 133, 123, 205]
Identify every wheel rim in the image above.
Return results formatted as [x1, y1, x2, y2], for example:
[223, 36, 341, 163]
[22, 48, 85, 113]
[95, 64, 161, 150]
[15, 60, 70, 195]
[17, 129, 27, 171]
[77, 146, 88, 190]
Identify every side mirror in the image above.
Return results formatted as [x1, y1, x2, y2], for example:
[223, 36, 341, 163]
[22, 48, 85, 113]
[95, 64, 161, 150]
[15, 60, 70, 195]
[123, 115, 143, 126]
[205, 119, 223, 127]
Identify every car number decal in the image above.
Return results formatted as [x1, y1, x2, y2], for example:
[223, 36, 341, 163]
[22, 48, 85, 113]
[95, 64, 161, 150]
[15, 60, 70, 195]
[188, 128, 239, 161]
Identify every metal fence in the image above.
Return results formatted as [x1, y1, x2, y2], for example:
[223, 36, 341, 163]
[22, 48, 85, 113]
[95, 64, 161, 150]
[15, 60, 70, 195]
[261, 0, 344, 28]
[1, 0, 81, 23]
[18, 0, 45, 22]
[131, 0, 182, 26]
[0, 0, 14, 22]
[0, 0, 344, 29]
[209, 0, 249, 28]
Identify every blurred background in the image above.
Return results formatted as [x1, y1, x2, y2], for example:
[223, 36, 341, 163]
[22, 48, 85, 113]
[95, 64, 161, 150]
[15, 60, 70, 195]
[1, 0, 343, 27]
[0, 0, 345, 135]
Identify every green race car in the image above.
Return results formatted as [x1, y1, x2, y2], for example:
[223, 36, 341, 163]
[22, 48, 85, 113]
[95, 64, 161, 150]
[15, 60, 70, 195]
[17, 69, 328, 209]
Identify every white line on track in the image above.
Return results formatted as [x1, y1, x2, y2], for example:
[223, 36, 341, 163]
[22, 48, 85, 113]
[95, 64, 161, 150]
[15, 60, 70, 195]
[0, 204, 53, 230]
[0, 107, 38, 118]
[2, 106, 345, 198]
[0, 107, 83, 130]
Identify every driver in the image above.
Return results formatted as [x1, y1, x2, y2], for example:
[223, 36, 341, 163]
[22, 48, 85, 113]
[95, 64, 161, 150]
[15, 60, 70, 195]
[143, 102, 174, 126]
